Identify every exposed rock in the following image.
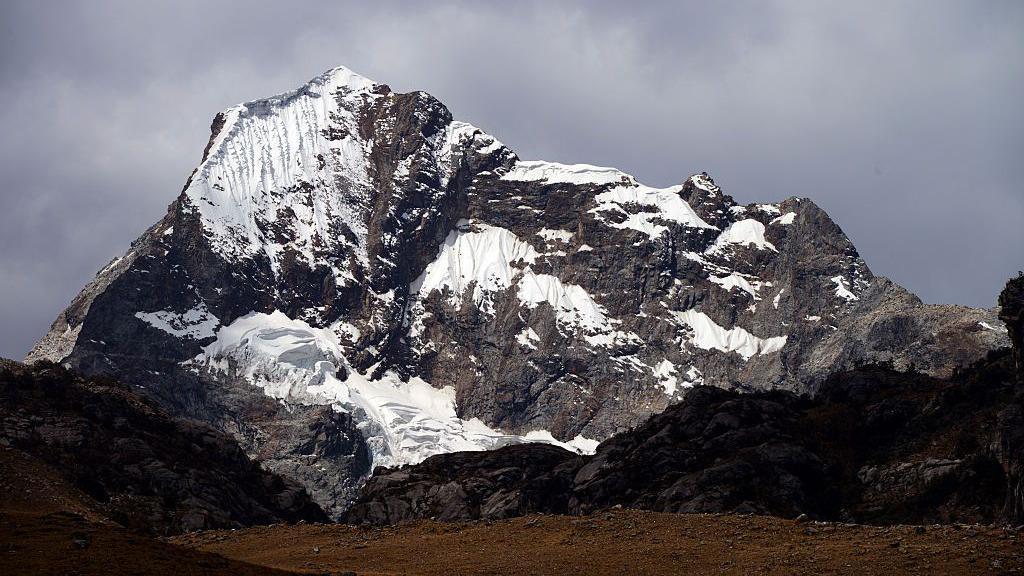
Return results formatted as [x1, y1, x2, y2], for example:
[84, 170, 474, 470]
[999, 272, 1024, 381]
[348, 286, 1024, 526]
[568, 386, 834, 518]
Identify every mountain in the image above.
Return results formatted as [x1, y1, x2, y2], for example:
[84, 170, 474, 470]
[347, 276, 1024, 525]
[27, 66, 1007, 517]
[0, 359, 327, 534]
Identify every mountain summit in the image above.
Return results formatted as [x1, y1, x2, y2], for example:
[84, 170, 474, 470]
[28, 66, 1006, 516]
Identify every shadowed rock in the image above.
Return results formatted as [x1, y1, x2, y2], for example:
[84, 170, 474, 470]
[0, 360, 328, 534]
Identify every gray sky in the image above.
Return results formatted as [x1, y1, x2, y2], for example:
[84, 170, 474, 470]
[1, 1, 1022, 360]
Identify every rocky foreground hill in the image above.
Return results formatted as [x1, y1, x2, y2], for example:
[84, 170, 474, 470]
[0, 360, 327, 534]
[26, 65, 1008, 516]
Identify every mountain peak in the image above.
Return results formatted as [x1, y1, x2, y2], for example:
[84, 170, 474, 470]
[28, 66, 1007, 517]
[317, 64, 379, 92]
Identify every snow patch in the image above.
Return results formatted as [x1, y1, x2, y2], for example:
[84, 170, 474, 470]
[411, 222, 538, 314]
[517, 270, 640, 348]
[979, 321, 1006, 332]
[709, 274, 762, 299]
[689, 173, 720, 195]
[653, 359, 679, 395]
[522, 430, 601, 454]
[412, 221, 640, 349]
[501, 160, 630, 186]
[673, 309, 787, 360]
[537, 228, 574, 243]
[831, 276, 860, 302]
[771, 212, 797, 226]
[516, 327, 540, 349]
[706, 219, 777, 254]
[135, 303, 220, 340]
[590, 183, 714, 239]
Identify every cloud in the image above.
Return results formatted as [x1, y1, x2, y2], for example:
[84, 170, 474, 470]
[1, 0, 1022, 358]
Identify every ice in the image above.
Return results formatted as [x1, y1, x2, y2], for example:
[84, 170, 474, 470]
[193, 311, 599, 471]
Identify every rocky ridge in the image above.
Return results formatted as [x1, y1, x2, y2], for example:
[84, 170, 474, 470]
[26, 65, 1007, 516]
[0, 360, 327, 534]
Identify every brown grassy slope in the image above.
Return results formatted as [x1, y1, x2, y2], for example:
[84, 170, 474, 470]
[174, 510, 1023, 576]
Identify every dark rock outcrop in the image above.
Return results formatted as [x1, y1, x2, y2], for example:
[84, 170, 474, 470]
[1000, 272, 1024, 381]
[345, 444, 580, 525]
[568, 387, 834, 518]
[0, 360, 328, 534]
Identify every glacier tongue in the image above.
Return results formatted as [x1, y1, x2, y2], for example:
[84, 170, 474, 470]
[192, 311, 598, 470]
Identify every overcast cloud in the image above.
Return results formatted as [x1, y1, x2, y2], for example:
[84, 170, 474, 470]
[1, 0, 1022, 359]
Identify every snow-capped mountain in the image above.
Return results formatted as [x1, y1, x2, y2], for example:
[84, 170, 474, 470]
[28, 66, 1007, 516]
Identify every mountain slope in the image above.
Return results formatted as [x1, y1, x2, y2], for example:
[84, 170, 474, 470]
[27, 66, 1007, 516]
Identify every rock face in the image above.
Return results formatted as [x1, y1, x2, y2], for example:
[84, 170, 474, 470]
[27, 66, 1007, 516]
[348, 291, 1024, 525]
[0, 360, 328, 534]
[1000, 273, 1024, 381]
